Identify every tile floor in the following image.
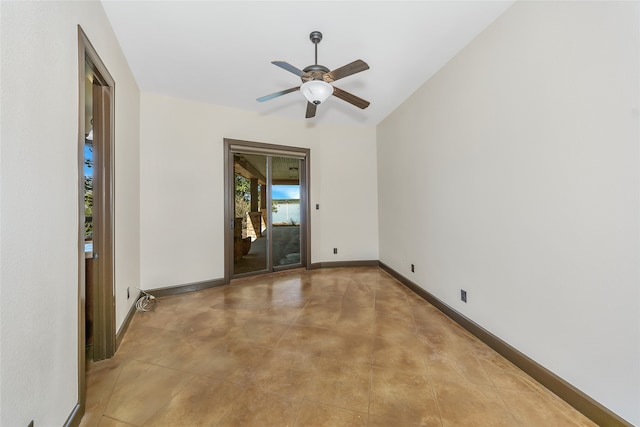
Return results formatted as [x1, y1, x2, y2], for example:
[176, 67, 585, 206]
[80, 267, 596, 427]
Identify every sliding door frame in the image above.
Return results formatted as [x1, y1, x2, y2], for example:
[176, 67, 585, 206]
[223, 138, 311, 283]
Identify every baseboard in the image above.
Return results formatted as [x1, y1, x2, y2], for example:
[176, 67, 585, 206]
[63, 403, 82, 427]
[115, 297, 138, 349]
[146, 278, 227, 298]
[378, 262, 632, 427]
[309, 260, 379, 270]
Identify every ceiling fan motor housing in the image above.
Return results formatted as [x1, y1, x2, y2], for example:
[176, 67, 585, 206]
[302, 65, 330, 82]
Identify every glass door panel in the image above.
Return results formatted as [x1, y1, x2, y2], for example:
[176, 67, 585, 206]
[233, 153, 268, 275]
[231, 149, 304, 278]
[271, 156, 301, 268]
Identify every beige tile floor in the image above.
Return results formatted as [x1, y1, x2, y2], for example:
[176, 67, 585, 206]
[80, 267, 596, 427]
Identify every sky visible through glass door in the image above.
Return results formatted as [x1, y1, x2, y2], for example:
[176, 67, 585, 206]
[272, 185, 299, 200]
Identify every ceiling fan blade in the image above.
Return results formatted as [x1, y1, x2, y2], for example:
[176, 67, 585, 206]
[272, 61, 307, 77]
[256, 86, 300, 102]
[305, 102, 317, 118]
[323, 59, 369, 82]
[332, 86, 370, 109]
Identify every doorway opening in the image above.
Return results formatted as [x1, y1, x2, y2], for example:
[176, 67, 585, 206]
[224, 139, 311, 281]
[77, 26, 115, 417]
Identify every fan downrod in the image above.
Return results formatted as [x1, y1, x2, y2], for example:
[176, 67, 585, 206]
[310, 31, 323, 66]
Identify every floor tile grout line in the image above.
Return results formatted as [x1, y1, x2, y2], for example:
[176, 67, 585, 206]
[291, 397, 307, 427]
[422, 333, 446, 427]
[382, 272, 441, 427]
[299, 398, 370, 419]
[429, 383, 445, 427]
[91, 356, 129, 422]
[492, 385, 527, 427]
[367, 276, 377, 426]
[472, 342, 525, 425]
[138, 374, 199, 427]
[213, 403, 235, 427]
[280, 320, 377, 338]
[100, 414, 138, 426]
[272, 295, 310, 348]
[114, 352, 228, 380]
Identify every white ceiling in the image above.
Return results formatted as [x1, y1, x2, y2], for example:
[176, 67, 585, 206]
[101, 1, 514, 126]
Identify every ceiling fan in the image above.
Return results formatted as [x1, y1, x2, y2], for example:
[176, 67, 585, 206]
[257, 31, 370, 118]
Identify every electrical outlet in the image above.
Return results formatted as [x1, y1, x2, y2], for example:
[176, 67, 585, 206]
[411, 264, 415, 273]
[127, 287, 130, 299]
[333, 248, 338, 254]
[461, 289, 467, 303]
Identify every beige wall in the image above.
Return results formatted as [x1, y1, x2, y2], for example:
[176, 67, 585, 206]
[0, 1, 140, 425]
[377, 2, 639, 424]
[139, 92, 378, 290]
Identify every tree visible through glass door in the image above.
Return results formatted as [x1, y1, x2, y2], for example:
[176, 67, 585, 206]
[233, 153, 268, 275]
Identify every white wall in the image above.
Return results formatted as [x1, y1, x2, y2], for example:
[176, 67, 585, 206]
[378, 1, 639, 424]
[0, 1, 140, 425]
[140, 93, 378, 290]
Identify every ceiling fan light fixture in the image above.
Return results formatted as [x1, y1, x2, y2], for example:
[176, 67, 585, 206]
[300, 80, 333, 105]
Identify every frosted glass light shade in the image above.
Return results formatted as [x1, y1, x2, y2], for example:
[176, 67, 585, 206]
[300, 80, 333, 105]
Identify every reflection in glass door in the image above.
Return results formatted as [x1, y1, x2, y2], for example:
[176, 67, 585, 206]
[232, 151, 303, 277]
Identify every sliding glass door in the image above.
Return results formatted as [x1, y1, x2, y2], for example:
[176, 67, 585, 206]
[228, 142, 308, 279]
